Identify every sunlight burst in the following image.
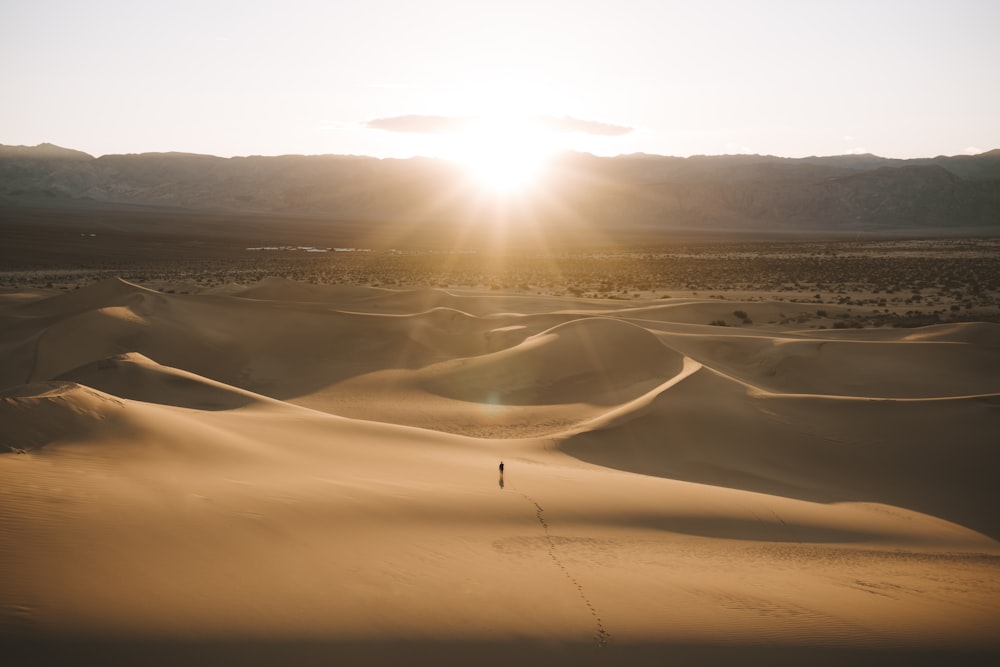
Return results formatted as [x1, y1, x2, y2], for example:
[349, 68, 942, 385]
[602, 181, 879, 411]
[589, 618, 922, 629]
[449, 116, 554, 195]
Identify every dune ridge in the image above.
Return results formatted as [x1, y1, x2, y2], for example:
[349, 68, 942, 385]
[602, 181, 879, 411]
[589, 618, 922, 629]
[2, 277, 998, 666]
[420, 317, 685, 405]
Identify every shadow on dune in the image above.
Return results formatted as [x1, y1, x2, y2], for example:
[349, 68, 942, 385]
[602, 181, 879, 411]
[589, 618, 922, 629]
[599, 514, 882, 544]
[660, 328, 1000, 399]
[54, 354, 267, 411]
[561, 367, 1000, 541]
[3, 637, 996, 667]
[420, 317, 685, 406]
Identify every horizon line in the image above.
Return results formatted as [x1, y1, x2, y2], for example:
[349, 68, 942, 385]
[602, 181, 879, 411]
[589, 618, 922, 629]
[3, 141, 999, 163]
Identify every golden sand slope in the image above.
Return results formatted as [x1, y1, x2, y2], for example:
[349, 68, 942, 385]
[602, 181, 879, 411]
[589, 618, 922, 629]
[1, 278, 999, 666]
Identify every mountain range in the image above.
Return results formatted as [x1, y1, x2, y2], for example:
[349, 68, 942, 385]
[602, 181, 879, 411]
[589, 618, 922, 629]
[2, 143, 999, 238]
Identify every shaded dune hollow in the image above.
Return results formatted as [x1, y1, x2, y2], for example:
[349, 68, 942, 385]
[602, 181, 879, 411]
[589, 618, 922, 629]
[660, 331, 1000, 398]
[2, 277, 999, 665]
[419, 317, 686, 405]
[560, 363, 1000, 540]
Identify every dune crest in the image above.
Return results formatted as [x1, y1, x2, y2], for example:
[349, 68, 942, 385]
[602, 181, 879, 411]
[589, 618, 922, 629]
[663, 333, 1000, 398]
[420, 317, 685, 405]
[0, 381, 126, 452]
[55, 352, 274, 410]
[13, 276, 161, 317]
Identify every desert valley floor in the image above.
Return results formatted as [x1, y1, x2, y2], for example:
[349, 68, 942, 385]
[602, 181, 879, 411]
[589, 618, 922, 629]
[2, 269, 999, 665]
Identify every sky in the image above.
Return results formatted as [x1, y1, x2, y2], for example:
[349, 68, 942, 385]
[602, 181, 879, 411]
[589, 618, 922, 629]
[2, 0, 999, 161]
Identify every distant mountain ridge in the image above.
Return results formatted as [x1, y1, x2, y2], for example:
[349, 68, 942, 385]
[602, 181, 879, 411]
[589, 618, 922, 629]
[2, 143, 999, 234]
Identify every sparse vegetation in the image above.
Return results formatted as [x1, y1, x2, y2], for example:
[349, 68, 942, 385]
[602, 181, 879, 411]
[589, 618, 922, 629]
[2, 221, 999, 327]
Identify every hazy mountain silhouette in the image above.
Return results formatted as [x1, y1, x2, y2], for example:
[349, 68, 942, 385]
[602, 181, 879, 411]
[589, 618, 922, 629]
[2, 144, 999, 236]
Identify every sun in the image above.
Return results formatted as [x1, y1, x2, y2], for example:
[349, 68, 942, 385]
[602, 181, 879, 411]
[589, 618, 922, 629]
[448, 116, 554, 195]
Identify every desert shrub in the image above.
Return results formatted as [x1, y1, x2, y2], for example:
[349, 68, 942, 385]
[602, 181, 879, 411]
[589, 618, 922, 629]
[709, 320, 728, 326]
[733, 309, 748, 320]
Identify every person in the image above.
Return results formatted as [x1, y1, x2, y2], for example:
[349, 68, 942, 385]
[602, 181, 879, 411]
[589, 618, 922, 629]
[499, 461, 504, 473]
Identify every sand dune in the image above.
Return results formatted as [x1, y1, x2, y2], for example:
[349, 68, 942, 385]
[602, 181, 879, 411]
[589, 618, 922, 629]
[420, 317, 685, 405]
[656, 327, 1000, 398]
[2, 278, 999, 666]
[56, 352, 275, 410]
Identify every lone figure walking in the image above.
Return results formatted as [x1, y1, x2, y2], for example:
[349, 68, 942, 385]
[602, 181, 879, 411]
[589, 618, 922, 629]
[499, 461, 504, 473]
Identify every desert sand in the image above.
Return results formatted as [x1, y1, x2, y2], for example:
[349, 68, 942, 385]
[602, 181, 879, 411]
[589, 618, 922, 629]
[2, 277, 999, 666]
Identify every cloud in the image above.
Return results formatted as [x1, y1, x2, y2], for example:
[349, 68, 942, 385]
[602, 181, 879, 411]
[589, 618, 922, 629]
[532, 115, 633, 136]
[366, 114, 633, 136]
[964, 146, 985, 155]
[366, 115, 473, 134]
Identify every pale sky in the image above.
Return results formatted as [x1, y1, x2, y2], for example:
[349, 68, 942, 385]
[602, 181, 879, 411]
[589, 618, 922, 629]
[2, 0, 998, 160]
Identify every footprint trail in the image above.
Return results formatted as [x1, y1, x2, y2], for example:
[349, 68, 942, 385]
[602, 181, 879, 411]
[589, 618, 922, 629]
[517, 488, 611, 648]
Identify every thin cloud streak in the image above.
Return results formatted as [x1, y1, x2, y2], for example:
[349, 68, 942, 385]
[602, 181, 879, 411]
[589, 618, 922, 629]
[367, 114, 633, 136]
[367, 115, 474, 134]
[532, 115, 633, 136]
